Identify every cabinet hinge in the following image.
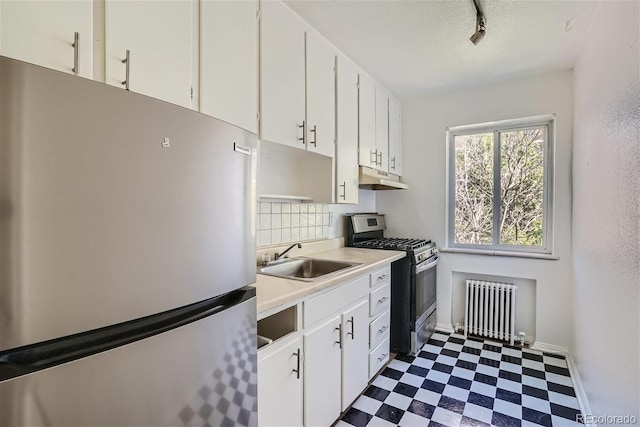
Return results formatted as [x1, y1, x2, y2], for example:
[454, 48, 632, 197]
[190, 87, 194, 100]
[256, 8, 261, 20]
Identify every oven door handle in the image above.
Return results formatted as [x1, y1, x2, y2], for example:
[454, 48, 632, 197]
[416, 255, 439, 274]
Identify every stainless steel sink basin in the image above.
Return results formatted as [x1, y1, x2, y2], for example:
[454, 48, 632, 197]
[258, 258, 362, 282]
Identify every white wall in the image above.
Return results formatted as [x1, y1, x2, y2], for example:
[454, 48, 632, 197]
[377, 70, 574, 348]
[572, 0, 639, 419]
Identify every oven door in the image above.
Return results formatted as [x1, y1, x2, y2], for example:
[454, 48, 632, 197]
[413, 255, 438, 326]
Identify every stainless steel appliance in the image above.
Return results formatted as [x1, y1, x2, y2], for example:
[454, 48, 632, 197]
[346, 213, 438, 355]
[0, 56, 258, 426]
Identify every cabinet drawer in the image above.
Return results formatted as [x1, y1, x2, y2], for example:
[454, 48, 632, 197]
[369, 311, 390, 349]
[304, 275, 369, 328]
[369, 283, 390, 317]
[370, 265, 391, 288]
[368, 337, 390, 379]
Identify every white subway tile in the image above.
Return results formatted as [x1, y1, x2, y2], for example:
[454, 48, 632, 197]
[300, 227, 308, 241]
[282, 203, 291, 214]
[291, 227, 300, 241]
[301, 214, 308, 227]
[291, 203, 300, 214]
[271, 229, 281, 245]
[308, 203, 316, 213]
[291, 213, 300, 227]
[323, 213, 330, 226]
[259, 214, 271, 230]
[308, 213, 316, 226]
[323, 226, 329, 238]
[271, 203, 281, 214]
[315, 213, 323, 226]
[315, 226, 323, 239]
[281, 228, 291, 243]
[272, 213, 282, 229]
[259, 230, 271, 247]
[308, 227, 316, 239]
[300, 203, 308, 214]
[259, 202, 271, 214]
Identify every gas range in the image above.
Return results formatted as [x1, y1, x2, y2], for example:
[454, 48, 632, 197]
[346, 213, 437, 264]
[346, 213, 438, 355]
[353, 238, 437, 264]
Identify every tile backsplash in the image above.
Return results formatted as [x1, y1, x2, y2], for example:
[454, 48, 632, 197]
[257, 202, 330, 247]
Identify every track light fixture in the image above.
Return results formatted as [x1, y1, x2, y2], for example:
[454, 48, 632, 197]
[470, 0, 486, 45]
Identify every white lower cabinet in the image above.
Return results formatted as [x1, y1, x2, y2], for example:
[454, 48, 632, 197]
[257, 262, 394, 426]
[341, 299, 370, 411]
[369, 337, 391, 379]
[257, 335, 303, 427]
[303, 314, 342, 427]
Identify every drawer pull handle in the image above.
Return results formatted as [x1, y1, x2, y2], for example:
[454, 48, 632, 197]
[335, 324, 342, 349]
[377, 353, 388, 362]
[377, 296, 389, 304]
[377, 325, 388, 335]
[292, 348, 301, 379]
[377, 274, 388, 280]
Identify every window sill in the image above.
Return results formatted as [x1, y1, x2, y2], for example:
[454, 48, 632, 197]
[439, 247, 559, 260]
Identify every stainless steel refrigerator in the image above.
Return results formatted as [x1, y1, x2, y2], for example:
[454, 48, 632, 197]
[0, 56, 258, 426]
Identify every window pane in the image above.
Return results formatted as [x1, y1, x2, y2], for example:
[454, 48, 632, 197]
[499, 127, 545, 246]
[454, 133, 494, 245]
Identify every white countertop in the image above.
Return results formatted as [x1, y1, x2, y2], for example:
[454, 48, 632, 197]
[254, 247, 405, 314]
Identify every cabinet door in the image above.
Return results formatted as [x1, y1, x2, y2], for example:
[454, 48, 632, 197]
[358, 72, 376, 167]
[341, 299, 369, 411]
[304, 315, 342, 427]
[200, 0, 257, 133]
[105, 0, 193, 108]
[335, 55, 359, 204]
[388, 95, 402, 175]
[305, 29, 335, 158]
[375, 85, 389, 172]
[258, 336, 303, 427]
[0, 0, 92, 78]
[260, 1, 305, 149]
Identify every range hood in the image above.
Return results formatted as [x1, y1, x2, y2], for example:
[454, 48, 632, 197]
[358, 166, 409, 190]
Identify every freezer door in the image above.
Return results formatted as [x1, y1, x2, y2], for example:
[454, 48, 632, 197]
[0, 56, 257, 350]
[0, 288, 257, 427]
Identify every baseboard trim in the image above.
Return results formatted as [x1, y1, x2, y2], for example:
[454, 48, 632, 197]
[530, 341, 569, 355]
[435, 322, 455, 334]
[531, 342, 593, 426]
[565, 353, 594, 427]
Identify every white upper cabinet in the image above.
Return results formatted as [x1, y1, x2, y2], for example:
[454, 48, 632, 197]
[358, 72, 377, 168]
[305, 29, 336, 158]
[260, 1, 306, 149]
[200, 0, 257, 134]
[260, 2, 335, 158]
[105, 0, 193, 108]
[388, 95, 402, 176]
[335, 54, 359, 204]
[0, 0, 93, 78]
[375, 84, 389, 172]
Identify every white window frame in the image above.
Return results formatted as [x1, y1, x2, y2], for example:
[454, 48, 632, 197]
[445, 114, 555, 256]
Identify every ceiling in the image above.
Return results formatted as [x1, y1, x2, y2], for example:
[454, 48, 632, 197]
[285, 0, 600, 99]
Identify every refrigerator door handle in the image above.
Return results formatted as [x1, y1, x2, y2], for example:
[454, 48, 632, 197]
[0, 287, 255, 383]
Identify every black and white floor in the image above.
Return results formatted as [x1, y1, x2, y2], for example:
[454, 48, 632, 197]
[337, 332, 582, 427]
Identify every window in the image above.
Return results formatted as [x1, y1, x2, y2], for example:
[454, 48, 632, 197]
[446, 115, 555, 254]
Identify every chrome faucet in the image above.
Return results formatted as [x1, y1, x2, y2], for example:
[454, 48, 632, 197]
[275, 243, 302, 260]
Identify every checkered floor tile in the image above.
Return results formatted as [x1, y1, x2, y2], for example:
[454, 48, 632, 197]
[338, 332, 583, 427]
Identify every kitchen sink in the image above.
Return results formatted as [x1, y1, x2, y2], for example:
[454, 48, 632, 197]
[258, 258, 362, 282]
